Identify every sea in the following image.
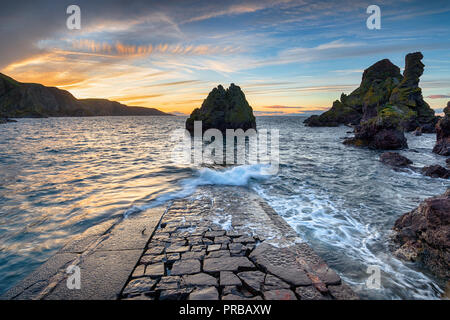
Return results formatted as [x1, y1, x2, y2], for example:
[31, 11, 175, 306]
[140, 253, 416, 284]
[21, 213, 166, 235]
[0, 116, 448, 299]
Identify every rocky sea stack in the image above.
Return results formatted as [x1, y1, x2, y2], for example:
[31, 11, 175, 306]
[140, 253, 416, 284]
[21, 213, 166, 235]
[305, 52, 436, 150]
[186, 84, 256, 134]
[432, 102, 450, 156]
[393, 189, 450, 280]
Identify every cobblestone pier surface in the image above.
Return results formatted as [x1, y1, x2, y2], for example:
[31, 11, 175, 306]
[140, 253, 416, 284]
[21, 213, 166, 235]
[2, 186, 358, 300]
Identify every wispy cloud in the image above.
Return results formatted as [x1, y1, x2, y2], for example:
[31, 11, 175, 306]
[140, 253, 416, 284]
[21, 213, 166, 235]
[71, 39, 239, 57]
[385, 7, 450, 21]
[183, 0, 294, 23]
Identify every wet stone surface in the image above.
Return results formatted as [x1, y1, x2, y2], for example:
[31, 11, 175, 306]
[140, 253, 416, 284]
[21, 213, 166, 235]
[120, 186, 357, 300]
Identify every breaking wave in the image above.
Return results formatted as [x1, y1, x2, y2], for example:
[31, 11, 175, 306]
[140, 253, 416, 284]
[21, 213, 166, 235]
[124, 164, 272, 217]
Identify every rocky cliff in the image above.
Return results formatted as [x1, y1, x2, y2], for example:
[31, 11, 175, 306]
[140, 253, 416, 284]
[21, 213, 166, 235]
[0, 73, 171, 118]
[393, 189, 450, 280]
[305, 52, 437, 150]
[186, 83, 256, 134]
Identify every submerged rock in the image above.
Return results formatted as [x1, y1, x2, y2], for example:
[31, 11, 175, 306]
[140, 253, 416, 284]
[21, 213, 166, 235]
[393, 189, 450, 279]
[185, 84, 256, 134]
[433, 102, 450, 156]
[380, 152, 413, 167]
[421, 165, 450, 179]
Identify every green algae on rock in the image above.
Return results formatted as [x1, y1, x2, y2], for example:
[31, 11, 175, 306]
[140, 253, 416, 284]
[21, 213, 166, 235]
[186, 84, 256, 134]
[306, 52, 437, 150]
[388, 52, 435, 130]
[305, 53, 435, 131]
[343, 107, 408, 150]
[304, 58, 403, 127]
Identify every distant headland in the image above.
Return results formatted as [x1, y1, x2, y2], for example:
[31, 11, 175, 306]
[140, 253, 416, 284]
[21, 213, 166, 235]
[0, 73, 172, 119]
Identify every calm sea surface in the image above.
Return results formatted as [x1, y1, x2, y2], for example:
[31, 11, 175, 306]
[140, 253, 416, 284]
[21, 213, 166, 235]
[0, 116, 448, 298]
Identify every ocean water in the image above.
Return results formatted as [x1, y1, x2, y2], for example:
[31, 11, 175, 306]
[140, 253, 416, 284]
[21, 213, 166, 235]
[0, 116, 448, 298]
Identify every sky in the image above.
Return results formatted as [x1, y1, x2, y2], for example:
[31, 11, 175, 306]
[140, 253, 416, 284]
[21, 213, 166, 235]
[1, 0, 450, 115]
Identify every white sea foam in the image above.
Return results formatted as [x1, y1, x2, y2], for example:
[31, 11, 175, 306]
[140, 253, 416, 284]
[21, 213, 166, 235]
[211, 214, 233, 231]
[123, 164, 272, 217]
[252, 184, 442, 299]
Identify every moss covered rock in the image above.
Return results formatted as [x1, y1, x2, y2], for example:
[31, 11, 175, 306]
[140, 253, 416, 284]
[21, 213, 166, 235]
[186, 84, 256, 134]
[307, 52, 437, 150]
[344, 106, 408, 150]
[304, 100, 360, 127]
[305, 58, 402, 127]
[389, 52, 435, 128]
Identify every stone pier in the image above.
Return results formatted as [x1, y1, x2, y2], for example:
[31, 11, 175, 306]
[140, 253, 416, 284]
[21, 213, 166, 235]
[2, 186, 358, 300]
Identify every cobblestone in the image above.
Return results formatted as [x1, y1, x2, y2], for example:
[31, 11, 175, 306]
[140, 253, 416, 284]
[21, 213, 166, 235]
[119, 186, 357, 301]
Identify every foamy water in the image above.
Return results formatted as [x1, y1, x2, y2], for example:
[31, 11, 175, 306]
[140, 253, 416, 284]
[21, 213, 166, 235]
[123, 164, 272, 217]
[0, 116, 448, 299]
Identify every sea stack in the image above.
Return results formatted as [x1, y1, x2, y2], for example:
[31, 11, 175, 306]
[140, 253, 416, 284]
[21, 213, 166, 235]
[304, 58, 402, 127]
[185, 84, 256, 134]
[388, 52, 435, 130]
[305, 52, 437, 150]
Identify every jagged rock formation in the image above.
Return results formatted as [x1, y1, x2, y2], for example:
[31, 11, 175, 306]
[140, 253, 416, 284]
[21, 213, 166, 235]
[0, 73, 171, 118]
[305, 52, 437, 150]
[433, 102, 450, 156]
[388, 52, 436, 130]
[305, 59, 402, 127]
[393, 189, 450, 279]
[186, 84, 256, 134]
